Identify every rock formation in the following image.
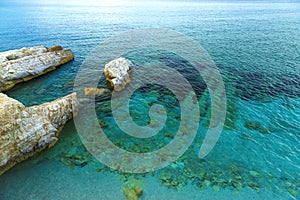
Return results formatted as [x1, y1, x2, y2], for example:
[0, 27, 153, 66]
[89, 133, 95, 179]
[0, 92, 78, 175]
[0, 45, 74, 91]
[104, 57, 133, 91]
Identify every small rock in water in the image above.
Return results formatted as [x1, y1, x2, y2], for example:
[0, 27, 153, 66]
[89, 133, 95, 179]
[122, 187, 143, 200]
[104, 57, 133, 91]
[121, 179, 144, 200]
[84, 87, 110, 96]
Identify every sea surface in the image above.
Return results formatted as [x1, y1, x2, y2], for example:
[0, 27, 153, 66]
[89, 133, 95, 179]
[0, 1, 299, 199]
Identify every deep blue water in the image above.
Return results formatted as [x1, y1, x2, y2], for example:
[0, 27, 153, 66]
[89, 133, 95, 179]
[0, 1, 299, 200]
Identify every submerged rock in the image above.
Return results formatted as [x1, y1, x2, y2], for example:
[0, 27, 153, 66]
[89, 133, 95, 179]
[121, 179, 144, 200]
[84, 87, 110, 96]
[0, 92, 78, 175]
[122, 187, 143, 200]
[248, 181, 260, 191]
[104, 57, 133, 91]
[258, 127, 271, 134]
[244, 121, 261, 130]
[0, 45, 74, 91]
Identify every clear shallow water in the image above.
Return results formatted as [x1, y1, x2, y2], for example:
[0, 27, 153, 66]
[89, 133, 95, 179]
[0, 1, 300, 200]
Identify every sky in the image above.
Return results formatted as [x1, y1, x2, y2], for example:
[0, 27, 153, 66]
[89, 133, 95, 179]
[2, 0, 299, 6]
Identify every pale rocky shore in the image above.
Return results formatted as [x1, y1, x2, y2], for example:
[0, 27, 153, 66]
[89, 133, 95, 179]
[0, 46, 77, 175]
[0, 45, 74, 91]
[0, 92, 78, 175]
[0, 47, 133, 175]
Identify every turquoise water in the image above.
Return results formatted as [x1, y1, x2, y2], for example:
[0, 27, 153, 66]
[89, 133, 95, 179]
[1, 1, 300, 199]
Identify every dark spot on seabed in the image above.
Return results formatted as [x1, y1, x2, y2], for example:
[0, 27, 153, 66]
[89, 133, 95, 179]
[160, 54, 300, 102]
[159, 53, 207, 99]
[244, 121, 261, 130]
[218, 65, 300, 101]
[280, 177, 288, 181]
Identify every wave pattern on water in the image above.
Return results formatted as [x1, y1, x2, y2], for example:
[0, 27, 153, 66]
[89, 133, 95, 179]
[0, 2, 299, 200]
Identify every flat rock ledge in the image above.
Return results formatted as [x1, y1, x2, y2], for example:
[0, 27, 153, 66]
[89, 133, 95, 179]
[0, 45, 74, 91]
[0, 92, 78, 175]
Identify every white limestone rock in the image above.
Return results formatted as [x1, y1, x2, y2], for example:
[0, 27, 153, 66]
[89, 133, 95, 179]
[0, 46, 74, 91]
[0, 46, 48, 62]
[0, 92, 78, 175]
[104, 57, 133, 91]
